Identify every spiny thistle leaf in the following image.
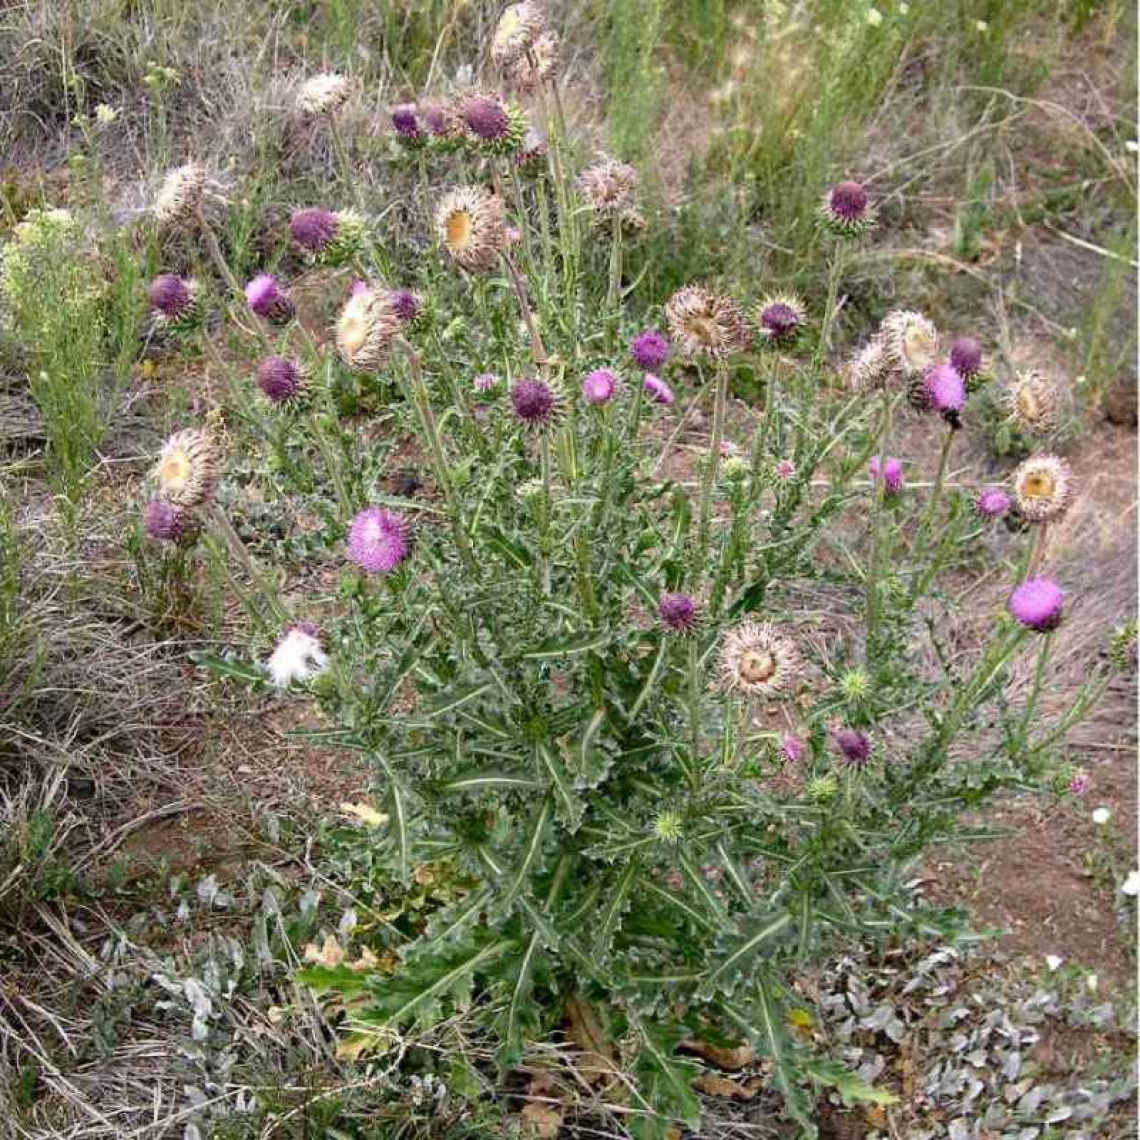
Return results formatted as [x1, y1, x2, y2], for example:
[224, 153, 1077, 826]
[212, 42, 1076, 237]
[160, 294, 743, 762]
[697, 907, 796, 1000]
[436, 768, 540, 794]
[590, 855, 642, 958]
[537, 742, 585, 829]
[629, 1019, 702, 1140]
[803, 1056, 899, 1106]
[489, 928, 550, 1067]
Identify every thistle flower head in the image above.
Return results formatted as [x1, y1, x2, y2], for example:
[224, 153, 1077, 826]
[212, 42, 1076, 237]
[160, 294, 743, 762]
[658, 592, 699, 634]
[643, 373, 674, 406]
[1009, 577, 1065, 632]
[245, 273, 295, 324]
[507, 30, 561, 90]
[289, 207, 339, 254]
[1067, 768, 1090, 797]
[651, 809, 684, 843]
[155, 428, 218, 508]
[717, 622, 802, 697]
[578, 158, 642, 232]
[348, 508, 411, 575]
[665, 284, 749, 359]
[774, 459, 796, 480]
[808, 774, 838, 801]
[143, 498, 189, 542]
[869, 456, 904, 494]
[1007, 369, 1060, 434]
[833, 728, 872, 765]
[1013, 454, 1072, 523]
[950, 336, 984, 378]
[879, 310, 939, 377]
[630, 329, 670, 370]
[474, 372, 500, 393]
[840, 669, 870, 701]
[297, 73, 352, 115]
[148, 274, 200, 325]
[820, 179, 872, 237]
[153, 162, 209, 225]
[456, 91, 526, 153]
[975, 487, 1012, 519]
[924, 363, 966, 416]
[509, 376, 561, 428]
[435, 185, 507, 272]
[334, 285, 402, 372]
[491, 1, 545, 67]
[581, 368, 618, 405]
[516, 127, 548, 172]
[1109, 620, 1138, 672]
[387, 288, 422, 323]
[845, 337, 893, 392]
[755, 294, 806, 345]
[266, 623, 329, 688]
[391, 103, 423, 141]
[257, 355, 306, 405]
[779, 734, 805, 763]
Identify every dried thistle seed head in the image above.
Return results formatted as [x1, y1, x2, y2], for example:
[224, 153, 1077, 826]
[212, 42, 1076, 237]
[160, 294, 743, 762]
[1013, 453, 1073, 523]
[155, 428, 218, 508]
[491, 1, 545, 67]
[435, 185, 507, 271]
[755, 294, 806, 346]
[665, 284, 749, 359]
[879, 309, 939, 377]
[153, 162, 212, 225]
[1006, 369, 1060, 434]
[844, 336, 892, 392]
[717, 622, 802, 697]
[819, 179, 873, 237]
[507, 30, 561, 90]
[577, 157, 641, 231]
[297, 72, 352, 115]
[334, 285, 402, 372]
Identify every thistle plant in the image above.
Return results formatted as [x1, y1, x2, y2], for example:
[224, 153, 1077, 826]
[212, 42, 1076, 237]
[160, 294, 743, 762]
[128, 8, 1122, 1135]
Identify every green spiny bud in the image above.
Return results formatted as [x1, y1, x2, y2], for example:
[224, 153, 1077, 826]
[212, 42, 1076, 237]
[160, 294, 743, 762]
[807, 774, 838, 801]
[651, 809, 684, 843]
[839, 669, 869, 701]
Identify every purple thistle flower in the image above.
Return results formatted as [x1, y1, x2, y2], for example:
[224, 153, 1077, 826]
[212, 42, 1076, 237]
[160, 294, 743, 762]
[474, 372, 499, 393]
[630, 329, 670, 370]
[774, 459, 796, 480]
[424, 105, 453, 137]
[459, 94, 510, 141]
[257, 356, 304, 404]
[950, 336, 983, 378]
[1069, 769, 1090, 796]
[245, 274, 295, 324]
[582, 368, 618, 405]
[658, 592, 699, 634]
[388, 288, 421, 323]
[290, 207, 338, 253]
[1009, 577, 1065, 632]
[833, 728, 872, 766]
[780, 734, 805, 763]
[643, 373, 674, 406]
[349, 279, 370, 298]
[924, 363, 966, 415]
[391, 103, 422, 140]
[149, 273, 193, 318]
[757, 300, 804, 344]
[348, 508, 411, 575]
[975, 487, 1011, 519]
[828, 180, 868, 222]
[510, 377, 558, 426]
[143, 499, 188, 542]
[869, 456, 904, 493]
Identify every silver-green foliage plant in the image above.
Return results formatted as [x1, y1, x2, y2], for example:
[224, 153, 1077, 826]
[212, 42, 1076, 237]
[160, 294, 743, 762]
[134, 16, 1124, 1137]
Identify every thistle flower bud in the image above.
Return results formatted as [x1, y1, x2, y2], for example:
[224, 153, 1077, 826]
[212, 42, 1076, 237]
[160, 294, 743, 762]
[643, 373, 674, 406]
[820, 179, 873, 237]
[665, 284, 749, 359]
[1006, 369, 1060, 435]
[755, 295, 806, 346]
[348, 507, 411, 575]
[257, 356, 306, 405]
[1013, 454, 1072, 523]
[474, 372, 500, 393]
[581, 368, 618, 405]
[779, 735, 805, 763]
[652, 809, 684, 843]
[245, 274, 295, 325]
[808, 774, 838, 801]
[456, 91, 527, 154]
[839, 669, 870, 701]
[658, 592, 699, 635]
[975, 487, 1011, 519]
[143, 499, 189, 542]
[435, 185, 507, 272]
[868, 456, 904, 494]
[1109, 620, 1138, 672]
[1008, 577, 1065, 632]
[833, 728, 872, 765]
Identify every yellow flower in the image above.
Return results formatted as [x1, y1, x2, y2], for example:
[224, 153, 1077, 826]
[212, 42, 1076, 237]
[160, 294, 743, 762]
[340, 801, 389, 828]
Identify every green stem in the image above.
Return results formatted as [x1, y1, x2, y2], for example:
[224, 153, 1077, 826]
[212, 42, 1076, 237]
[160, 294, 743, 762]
[695, 361, 729, 577]
[501, 251, 548, 367]
[210, 504, 288, 629]
[815, 244, 846, 368]
[864, 389, 894, 663]
[916, 424, 955, 544]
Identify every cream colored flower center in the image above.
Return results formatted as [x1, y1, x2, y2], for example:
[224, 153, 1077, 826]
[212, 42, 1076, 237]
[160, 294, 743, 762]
[689, 315, 719, 345]
[903, 326, 934, 370]
[339, 314, 367, 353]
[1022, 471, 1054, 499]
[159, 449, 191, 492]
[739, 649, 777, 684]
[446, 210, 472, 249]
[1016, 388, 1041, 420]
[496, 9, 522, 44]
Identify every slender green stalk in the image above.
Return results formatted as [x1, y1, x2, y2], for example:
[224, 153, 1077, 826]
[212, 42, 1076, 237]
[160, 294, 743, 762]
[1018, 523, 1048, 582]
[864, 389, 894, 662]
[210, 504, 289, 629]
[695, 361, 729, 575]
[606, 220, 623, 311]
[501, 252, 548, 367]
[916, 424, 955, 544]
[751, 354, 783, 473]
[815, 244, 846, 368]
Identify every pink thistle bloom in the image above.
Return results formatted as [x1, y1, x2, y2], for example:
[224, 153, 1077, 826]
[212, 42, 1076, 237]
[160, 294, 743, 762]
[143, 499, 188, 542]
[658, 592, 699, 634]
[391, 103, 422, 140]
[510, 377, 559, 427]
[387, 288, 421, 322]
[643, 373, 674, 405]
[719, 439, 740, 457]
[780, 734, 805, 763]
[245, 273, 295, 324]
[869, 456, 904, 493]
[257, 356, 304, 404]
[950, 336, 983, 378]
[833, 728, 872, 765]
[630, 329, 670, 370]
[1069, 770, 1090, 796]
[774, 459, 796, 480]
[290, 207, 338, 253]
[348, 508, 411, 575]
[924, 363, 966, 415]
[582, 368, 618, 405]
[148, 274, 193, 318]
[474, 372, 499, 393]
[1009, 577, 1065, 632]
[975, 487, 1011, 519]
